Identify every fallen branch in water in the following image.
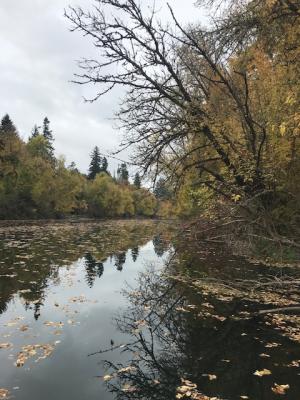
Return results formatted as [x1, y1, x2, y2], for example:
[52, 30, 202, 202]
[256, 305, 300, 316]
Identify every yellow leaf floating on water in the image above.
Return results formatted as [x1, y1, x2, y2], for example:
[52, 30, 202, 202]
[265, 342, 280, 348]
[202, 374, 217, 381]
[259, 353, 270, 358]
[254, 369, 272, 377]
[44, 321, 64, 328]
[103, 375, 113, 381]
[271, 384, 290, 395]
[176, 379, 219, 399]
[0, 389, 9, 399]
[0, 343, 12, 350]
[19, 325, 29, 332]
[121, 384, 137, 392]
[15, 343, 58, 367]
[117, 366, 137, 374]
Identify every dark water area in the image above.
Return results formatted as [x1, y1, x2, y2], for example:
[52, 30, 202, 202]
[0, 220, 299, 400]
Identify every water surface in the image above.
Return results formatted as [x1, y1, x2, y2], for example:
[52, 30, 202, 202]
[1, 221, 300, 400]
[0, 220, 169, 399]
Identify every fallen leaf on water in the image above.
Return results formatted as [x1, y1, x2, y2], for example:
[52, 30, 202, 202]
[121, 384, 137, 392]
[202, 374, 217, 381]
[254, 369, 272, 377]
[176, 379, 218, 399]
[0, 389, 9, 399]
[4, 321, 18, 327]
[287, 360, 299, 367]
[44, 321, 64, 328]
[19, 325, 29, 332]
[271, 384, 290, 395]
[15, 343, 55, 367]
[117, 366, 137, 374]
[265, 342, 281, 348]
[0, 343, 12, 350]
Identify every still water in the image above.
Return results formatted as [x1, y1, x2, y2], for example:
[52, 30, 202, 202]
[0, 220, 300, 400]
[0, 220, 169, 400]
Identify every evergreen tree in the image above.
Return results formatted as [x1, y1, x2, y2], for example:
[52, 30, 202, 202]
[100, 156, 108, 174]
[42, 117, 55, 160]
[154, 178, 171, 200]
[0, 114, 18, 136]
[134, 172, 141, 189]
[42, 117, 52, 139]
[117, 163, 129, 184]
[68, 161, 79, 173]
[31, 125, 40, 138]
[88, 146, 102, 179]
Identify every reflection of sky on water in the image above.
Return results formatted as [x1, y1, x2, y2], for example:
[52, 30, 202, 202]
[0, 222, 168, 400]
[3, 222, 299, 400]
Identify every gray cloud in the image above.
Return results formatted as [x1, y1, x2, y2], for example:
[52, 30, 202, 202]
[0, 0, 205, 175]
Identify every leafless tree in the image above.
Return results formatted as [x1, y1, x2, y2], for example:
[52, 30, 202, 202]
[65, 0, 271, 193]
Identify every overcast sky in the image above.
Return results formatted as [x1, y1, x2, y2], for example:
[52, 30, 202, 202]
[0, 0, 207, 175]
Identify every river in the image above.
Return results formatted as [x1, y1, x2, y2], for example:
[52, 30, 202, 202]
[0, 220, 299, 400]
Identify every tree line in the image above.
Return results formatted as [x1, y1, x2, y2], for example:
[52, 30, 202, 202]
[0, 114, 171, 219]
[66, 0, 300, 248]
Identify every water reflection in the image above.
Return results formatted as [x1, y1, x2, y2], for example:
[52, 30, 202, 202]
[0, 220, 162, 319]
[131, 247, 139, 262]
[152, 234, 169, 257]
[84, 253, 104, 287]
[114, 252, 127, 272]
[100, 248, 300, 400]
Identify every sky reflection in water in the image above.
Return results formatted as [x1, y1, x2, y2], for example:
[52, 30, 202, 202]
[0, 221, 300, 400]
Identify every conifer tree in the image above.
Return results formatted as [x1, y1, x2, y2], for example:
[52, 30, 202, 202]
[117, 163, 129, 184]
[154, 178, 171, 200]
[31, 125, 40, 138]
[42, 117, 55, 160]
[134, 172, 141, 189]
[0, 114, 18, 136]
[100, 156, 108, 174]
[88, 146, 102, 179]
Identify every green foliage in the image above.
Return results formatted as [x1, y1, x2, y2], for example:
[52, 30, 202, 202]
[0, 114, 18, 137]
[134, 172, 141, 189]
[88, 146, 102, 180]
[101, 156, 108, 174]
[66, 0, 300, 241]
[117, 163, 129, 184]
[133, 188, 157, 217]
[0, 116, 159, 219]
[42, 117, 55, 161]
[154, 178, 172, 201]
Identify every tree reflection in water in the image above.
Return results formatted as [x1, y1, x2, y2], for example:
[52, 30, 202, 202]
[114, 252, 127, 272]
[152, 235, 169, 258]
[100, 260, 300, 400]
[0, 220, 162, 319]
[131, 247, 139, 263]
[84, 253, 104, 288]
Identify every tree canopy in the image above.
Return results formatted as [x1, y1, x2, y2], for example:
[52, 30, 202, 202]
[66, 0, 300, 246]
[0, 115, 162, 219]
